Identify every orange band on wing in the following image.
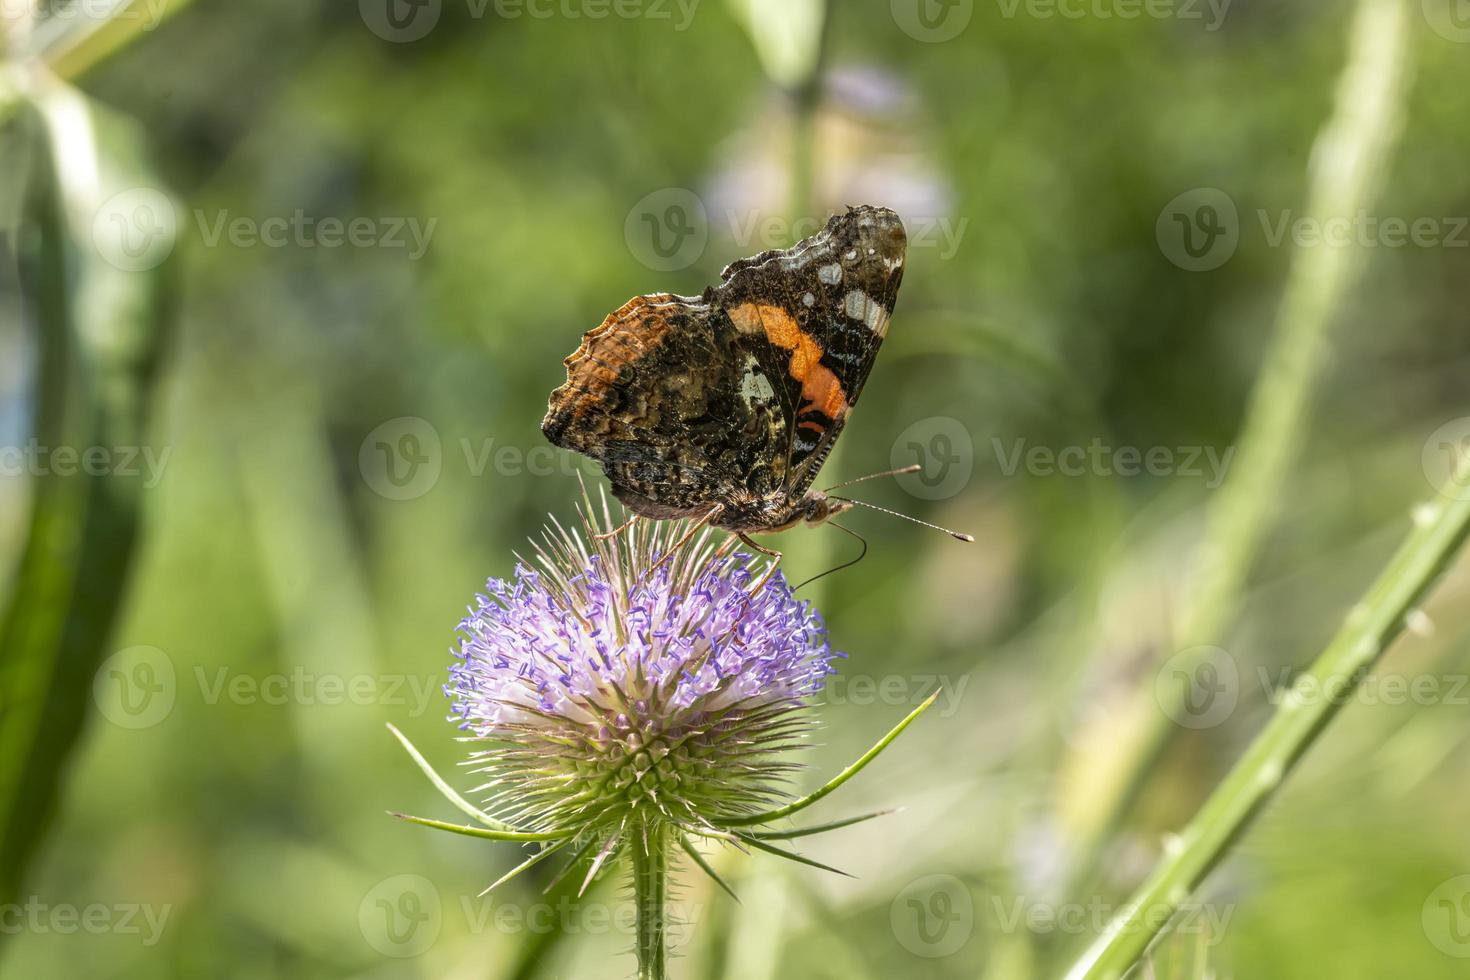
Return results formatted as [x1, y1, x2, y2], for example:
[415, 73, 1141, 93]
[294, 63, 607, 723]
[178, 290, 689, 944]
[728, 302, 848, 427]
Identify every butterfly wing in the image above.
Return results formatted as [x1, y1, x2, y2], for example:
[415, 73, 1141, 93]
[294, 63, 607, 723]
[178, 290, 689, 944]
[542, 206, 907, 528]
[713, 205, 907, 498]
[542, 292, 795, 519]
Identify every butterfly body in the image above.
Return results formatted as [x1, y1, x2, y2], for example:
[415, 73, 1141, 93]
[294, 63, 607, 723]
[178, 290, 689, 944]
[543, 205, 906, 535]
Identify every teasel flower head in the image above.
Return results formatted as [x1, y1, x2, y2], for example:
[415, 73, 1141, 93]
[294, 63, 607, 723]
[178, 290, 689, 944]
[449, 495, 838, 841]
[388, 490, 938, 979]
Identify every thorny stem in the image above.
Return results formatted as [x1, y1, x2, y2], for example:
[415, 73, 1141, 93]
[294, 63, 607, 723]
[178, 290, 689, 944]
[632, 819, 670, 980]
[1066, 467, 1470, 979]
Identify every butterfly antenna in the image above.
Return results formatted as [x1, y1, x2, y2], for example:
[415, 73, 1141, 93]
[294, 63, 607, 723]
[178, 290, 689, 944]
[823, 464, 922, 492]
[793, 521, 868, 592]
[828, 496, 975, 542]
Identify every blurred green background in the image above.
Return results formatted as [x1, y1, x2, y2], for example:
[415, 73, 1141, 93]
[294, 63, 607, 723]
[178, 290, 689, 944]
[4, 0, 1470, 977]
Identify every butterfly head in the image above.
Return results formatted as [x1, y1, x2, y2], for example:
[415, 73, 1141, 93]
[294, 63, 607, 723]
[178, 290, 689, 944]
[800, 491, 855, 527]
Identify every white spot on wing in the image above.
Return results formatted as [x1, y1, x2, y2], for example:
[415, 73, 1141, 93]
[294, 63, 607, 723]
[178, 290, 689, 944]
[802, 292, 815, 307]
[818, 263, 842, 285]
[740, 359, 776, 404]
[844, 290, 888, 334]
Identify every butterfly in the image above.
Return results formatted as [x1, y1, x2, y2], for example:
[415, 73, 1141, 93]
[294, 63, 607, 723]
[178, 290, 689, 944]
[543, 205, 968, 568]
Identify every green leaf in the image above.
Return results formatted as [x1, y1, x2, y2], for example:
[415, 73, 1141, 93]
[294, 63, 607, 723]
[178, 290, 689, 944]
[679, 835, 740, 903]
[743, 809, 897, 841]
[386, 721, 522, 831]
[388, 811, 570, 844]
[479, 839, 573, 897]
[722, 693, 938, 827]
[732, 832, 852, 878]
[0, 85, 173, 917]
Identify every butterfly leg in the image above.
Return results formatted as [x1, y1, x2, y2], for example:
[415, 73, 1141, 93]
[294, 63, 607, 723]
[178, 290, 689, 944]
[649, 506, 722, 573]
[737, 533, 784, 592]
[595, 513, 638, 540]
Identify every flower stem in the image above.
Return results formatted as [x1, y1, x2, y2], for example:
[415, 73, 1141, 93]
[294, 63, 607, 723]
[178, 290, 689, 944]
[1065, 476, 1470, 980]
[632, 821, 669, 980]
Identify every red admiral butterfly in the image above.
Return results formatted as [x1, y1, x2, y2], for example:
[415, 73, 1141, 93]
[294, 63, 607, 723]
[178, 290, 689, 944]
[543, 205, 970, 567]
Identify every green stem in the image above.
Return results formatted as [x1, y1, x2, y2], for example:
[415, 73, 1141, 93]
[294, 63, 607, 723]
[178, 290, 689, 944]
[1066, 0, 1415, 889]
[42, 0, 199, 81]
[632, 821, 670, 980]
[1065, 472, 1470, 980]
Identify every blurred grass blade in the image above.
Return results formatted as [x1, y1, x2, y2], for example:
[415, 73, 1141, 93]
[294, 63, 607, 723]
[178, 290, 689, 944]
[1067, 461, 1470, 979]
[35, 0, 198, 82]
[1065, 0, 1416, 886]
[725, 0, 827, 92]
[0, 79, 173, 915]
